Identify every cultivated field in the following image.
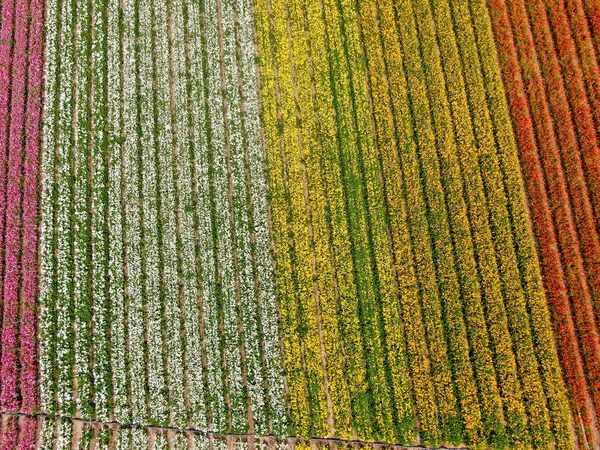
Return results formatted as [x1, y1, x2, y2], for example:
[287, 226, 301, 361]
[0, 0, 598, 448]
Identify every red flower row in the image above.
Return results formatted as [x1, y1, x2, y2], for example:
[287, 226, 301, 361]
[487, 0, 600, 446]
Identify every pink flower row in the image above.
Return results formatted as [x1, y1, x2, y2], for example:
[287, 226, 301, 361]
[0, 0, 44, 442]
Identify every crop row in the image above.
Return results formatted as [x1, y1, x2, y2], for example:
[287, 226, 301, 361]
[254, 0, 572, 446]
[0, 0, 43, 417]
[39, 0, 287, 435]
[486, 0, 600, 446]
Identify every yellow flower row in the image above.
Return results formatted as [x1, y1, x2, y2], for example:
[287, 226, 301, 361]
[373, 1, 443, 444]
[355, 0, 416, 442]
[319, 0, 399, 439]
[303, 0, 375, 438]
[391, 0, 467, 444]
[286, 0, 355, 438]
[254, 0, 327, 436]
[405, 0, 513, 445]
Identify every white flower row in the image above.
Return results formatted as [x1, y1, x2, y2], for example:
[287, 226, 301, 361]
[107, 0, 129, 422]
[122, 0, 147, 424]
[73, 0, 93, 416]
[40, 0, 60, 413]
[220, 0, 266, 433]
[193, 433, 210, 450]
[55, 0, 76, 416]
[131, 426, 148, 449]
[154, 0, 187, 425]
[39, 417, 57, 450]
[173, 432, 191, 450]
[187, 0, 228, 431]
[138, 0, 169, 424]
[91, 0, 112, 421]
[221, 3, 257, 428]
[205, 0, 247, 431]
[153, 431, 169, 449]
[172, 0, 208, 430]
[114, 427, 131, 450]
[57, 419, 73, 450]
[95, 426, 113, 450]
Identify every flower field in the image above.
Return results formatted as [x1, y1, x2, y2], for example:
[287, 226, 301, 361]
[0, 0, 598, 448]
